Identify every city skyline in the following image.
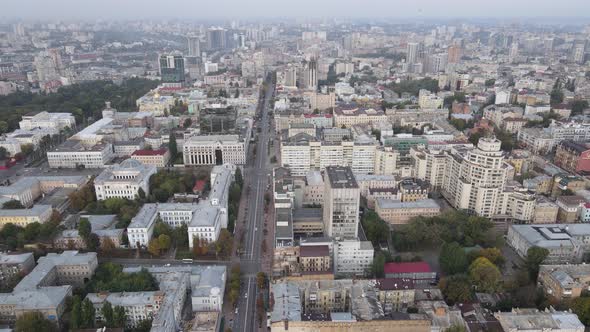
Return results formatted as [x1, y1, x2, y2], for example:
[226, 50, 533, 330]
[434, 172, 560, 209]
[4, 0, 590, 20]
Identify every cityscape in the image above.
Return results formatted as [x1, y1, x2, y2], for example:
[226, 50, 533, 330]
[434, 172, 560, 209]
[2, 1, 590, 332]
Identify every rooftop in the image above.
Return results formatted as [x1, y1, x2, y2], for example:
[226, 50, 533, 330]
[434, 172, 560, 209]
[384, 262, 433, 275]
[325, 166, 358, 189]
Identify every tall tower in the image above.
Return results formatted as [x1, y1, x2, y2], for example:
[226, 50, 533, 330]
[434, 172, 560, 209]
[406, 42, 419, 64]
[509, 42, 519, 63]
[323, 166, 360, 240]
[307, 58, 318, 91]
[187, 36, 201, 57]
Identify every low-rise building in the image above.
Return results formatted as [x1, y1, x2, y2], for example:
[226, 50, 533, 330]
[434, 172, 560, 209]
[507, 224, 590, 264]
[556, 195, 585, 222]
[299, 245, 332, 274]
[131, 148, 171, 168]
[384, 262, 437, 286]
[19, 111, 76, 131]
[333, 239, 373, 277]
[48, 140, 113, 169]
[0, 253, 35, 286]
[554, 140, 590, 174]
[183, 135, 247, 166]
[0, 204, 53, 229]
[375, 278, 415, 313]
[533, 198, 559, 223]
[538, 264, 590, 300]
[375, 198, 440, 225]
[495, 308, 584, 332]
[94, 159, 156, 201]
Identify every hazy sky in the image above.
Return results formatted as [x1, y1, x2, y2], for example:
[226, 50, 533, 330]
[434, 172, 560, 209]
[6, 0, 590, 19]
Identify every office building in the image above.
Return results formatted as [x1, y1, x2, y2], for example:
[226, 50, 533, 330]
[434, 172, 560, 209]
[333, 107, 388, 128]
[506, 224, 590, 264]
[183, 135, 246, 166]
[305, 58, 318, 90]
[0, 253, 35, 286]
[406, 42, 419, 64]
[375, 198, 441, 225]
[47, 140, 114, 169]
[0, 251, 97, 324]
[131, 148, 171, 168]
[94, 159, 157, 200]
[159, 55, 185, 83]
[19, 111, 76, 131]
[323, 167, 360, 239]
[0, 204, 53, 229]
[207, 28, 227, 50]
[334, 238, 374, 276]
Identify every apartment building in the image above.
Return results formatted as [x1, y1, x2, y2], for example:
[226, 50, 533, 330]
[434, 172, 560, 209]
[87, 291, 163, 328]
[94, 159, 156, 200]
[299, 245, 332, 273]
[48, 140, 114, 169]
[538, 264, 590, 300]
[274, 112, 333, 133]
[334, 238, 374, 276]
[554, 140, 590, 174]
[418, 90, 444, 109]
[280, 133, 378, 176]
[183, 134, 246, 166]
[495, 308, 584, 332]
[375, 278, 415, 313]
[323, 166, 360, 239]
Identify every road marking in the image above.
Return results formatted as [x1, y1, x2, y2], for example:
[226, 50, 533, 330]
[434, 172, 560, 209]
[250, 180, 261, 257]
[243, 277, 252, 330]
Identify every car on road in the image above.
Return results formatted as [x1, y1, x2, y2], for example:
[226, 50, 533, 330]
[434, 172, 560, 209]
[235, 308, 238, 314]
[245, 293, 248, 299]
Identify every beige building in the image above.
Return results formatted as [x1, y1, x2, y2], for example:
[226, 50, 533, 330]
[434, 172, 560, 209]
[533, 199, 559, 223]
[131, 148, 171, 168]
[333, 107, 388, 128]
[270, 320, 430, 332]
[299, 245, 331, 273]
[375, 198, 440, 225]
[376, 278, 416, 313]
[0, 204, 53, 229]
[538, 264, 590, 300]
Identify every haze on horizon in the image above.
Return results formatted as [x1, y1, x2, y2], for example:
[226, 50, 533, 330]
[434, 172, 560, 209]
[5, 0, 590, 20]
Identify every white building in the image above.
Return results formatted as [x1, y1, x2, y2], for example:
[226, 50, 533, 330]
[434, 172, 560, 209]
[323, 166, 360, 239]
[418, 90, 443, 109]
[94, 159, 156, 200]
[334, 239, 374, 276]
[19, 111, 76, 131]
[47, 140, 113, 169]
[183, 135, 247, 166]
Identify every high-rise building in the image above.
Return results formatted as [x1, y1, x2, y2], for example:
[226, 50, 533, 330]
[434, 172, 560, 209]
[572, 42, 586, 64]
[509, 42, 519, 63]
[306, 58, 318, 90]
[207, 28, 227, 50]
[159, 54, 185, 83]
[447, 44, 462, 63]
[323, 166, 360, 239]
[187, 36, 201, 57]
[406, 42, 419, 64]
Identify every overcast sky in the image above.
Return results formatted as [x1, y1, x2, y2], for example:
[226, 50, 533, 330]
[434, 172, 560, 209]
[5, 0, 590, 20]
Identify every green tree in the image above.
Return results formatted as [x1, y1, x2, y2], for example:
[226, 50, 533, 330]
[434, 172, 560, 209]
[257, 272, 267, 289]
[101, 301, 114, 327]
[571, 297, 590, 326]
[70, 295, 82, 329]
[234, 167, 243, 188]
[371, 251, 387, 278]
[0, 121, 9, 134]
[439, 274, 472, 304]
[439, 242, 468, 275]
[158, 234, 171, 251]
[2, 200, 24, 209]
[148, 239, 160, 256]
[133, 318, 153, 332]
[183, 118, 193, 128]
[138, 187, 146, 200]
[445, 324, 468, 332]
[79, 218, 92, 239]
[469, 257, 502, 293]
[570, 100, 589, 115]
[113, 305, 126, 327]
[14, 312, 57, 332]
[168, 132, 177, 159]
[525, 246, 549, 281]
[81, 297, 96, 328]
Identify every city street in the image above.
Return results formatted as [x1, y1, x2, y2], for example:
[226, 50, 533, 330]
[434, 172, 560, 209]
[232, 78, 275, 332]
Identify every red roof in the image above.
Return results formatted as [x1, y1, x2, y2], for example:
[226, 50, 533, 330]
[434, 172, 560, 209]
[132, 149, 167, 156]
[193, 179, 206, 192]
[384, 262, 432, 274]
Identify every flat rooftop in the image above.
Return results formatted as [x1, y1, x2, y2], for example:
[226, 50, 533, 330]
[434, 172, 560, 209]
[325, 166, 358, 189]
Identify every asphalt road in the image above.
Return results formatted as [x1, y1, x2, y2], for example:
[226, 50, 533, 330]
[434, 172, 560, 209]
[233, 79, 274, 332]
